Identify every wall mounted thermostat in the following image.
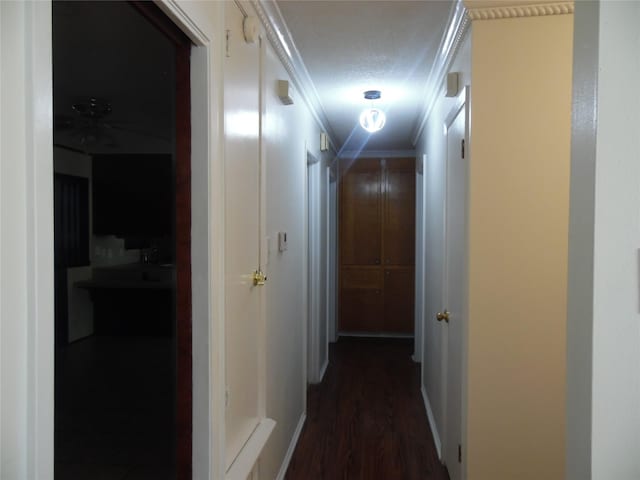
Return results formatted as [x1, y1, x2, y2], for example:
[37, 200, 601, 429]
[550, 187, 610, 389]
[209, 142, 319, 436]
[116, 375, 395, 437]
[278, 232, 288, 252]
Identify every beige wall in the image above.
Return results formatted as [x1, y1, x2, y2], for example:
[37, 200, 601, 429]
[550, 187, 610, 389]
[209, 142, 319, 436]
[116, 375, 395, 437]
[466, 10, 573, 480]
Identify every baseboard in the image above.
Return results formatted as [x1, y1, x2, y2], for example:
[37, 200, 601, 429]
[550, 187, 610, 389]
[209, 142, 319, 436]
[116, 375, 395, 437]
[421, 386, 442, 460]
[318, 358, 329, 383]
[338, 332, 414, 339]
[275, 412, 307, 480]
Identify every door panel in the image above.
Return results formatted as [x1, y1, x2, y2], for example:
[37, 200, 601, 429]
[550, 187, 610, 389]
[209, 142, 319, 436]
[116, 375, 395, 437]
[340, 159, 382, 266]
[224, 2, 261, 470]
[341, 266, 383, 290]
[340, 288, 384, 332]
[383, 267, 414, 333]
[443, 99, 467, 480]
[384, 167, 416, 266]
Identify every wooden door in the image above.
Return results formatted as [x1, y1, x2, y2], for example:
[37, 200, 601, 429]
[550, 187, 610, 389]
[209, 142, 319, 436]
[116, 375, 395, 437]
[383, 158, 415, 333]
[223, 2, 261, 470]
[339, 157, 415, 334]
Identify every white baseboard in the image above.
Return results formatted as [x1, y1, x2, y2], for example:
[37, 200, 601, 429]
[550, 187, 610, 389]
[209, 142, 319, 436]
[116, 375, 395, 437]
[275, 412, 307, 480]
[421, 386, 442, 460]
[318, 358, 329, 383]
[338, 332, 414, 339]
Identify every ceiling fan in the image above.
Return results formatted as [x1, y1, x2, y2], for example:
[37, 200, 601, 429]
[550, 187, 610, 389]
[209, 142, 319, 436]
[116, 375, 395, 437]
[54, 97, 169, 152]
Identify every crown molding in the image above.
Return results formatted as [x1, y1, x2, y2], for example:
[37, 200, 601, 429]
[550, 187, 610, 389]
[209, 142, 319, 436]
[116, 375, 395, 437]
[411, 0, 470, 146]
[250, 0, 338, 150]
[467, 1, 574, 20]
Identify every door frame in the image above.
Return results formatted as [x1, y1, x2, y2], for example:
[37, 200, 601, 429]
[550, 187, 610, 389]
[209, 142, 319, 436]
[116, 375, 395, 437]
[19, 1, 228, 478]
[306, 150, 323, 384]
[441, 86, 470, 479]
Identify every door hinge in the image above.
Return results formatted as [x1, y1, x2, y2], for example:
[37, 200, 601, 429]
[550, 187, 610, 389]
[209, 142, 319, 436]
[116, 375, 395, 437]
[225, 29, 231, 57]
[458, 444, 462, 463]
[461, 139, 465, 159]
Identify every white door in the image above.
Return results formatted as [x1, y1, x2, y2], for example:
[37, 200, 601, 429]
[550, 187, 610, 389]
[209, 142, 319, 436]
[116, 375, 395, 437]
[442, 92, 468, 480]
[224, 2, 262, 470]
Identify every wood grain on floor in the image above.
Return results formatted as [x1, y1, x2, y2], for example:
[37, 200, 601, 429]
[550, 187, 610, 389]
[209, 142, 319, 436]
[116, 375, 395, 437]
[285, 337, 449, 480]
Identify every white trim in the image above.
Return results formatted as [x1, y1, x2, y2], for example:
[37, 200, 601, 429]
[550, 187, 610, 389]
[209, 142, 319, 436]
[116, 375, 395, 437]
[412, 0, 470, 145]
[318, 357, 329, 383]
[226, 418, 277, 480]
[307, 154, 321, 384]
[26, 3, 54, 478]
[338, 332, 414, 339]
[467, 1, 574, 21]
[307, 151, 320, 166]
[422, 386, 443, 461]
[250, 0, 337, 150]
[159, 3, 228, 479]
[339, 149, 416, 160]
[461, 85, 471, 480]
[156, 0, 210, 46]
[275, 413, 307, 480]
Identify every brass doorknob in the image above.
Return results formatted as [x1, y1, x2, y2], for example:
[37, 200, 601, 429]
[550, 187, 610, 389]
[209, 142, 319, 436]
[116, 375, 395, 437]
[252, 270, 267, 286]
[436, 310, 450, 323]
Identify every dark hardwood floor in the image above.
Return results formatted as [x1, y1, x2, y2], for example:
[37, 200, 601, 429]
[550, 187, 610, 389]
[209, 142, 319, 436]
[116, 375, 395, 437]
[285, 337, 449, 480]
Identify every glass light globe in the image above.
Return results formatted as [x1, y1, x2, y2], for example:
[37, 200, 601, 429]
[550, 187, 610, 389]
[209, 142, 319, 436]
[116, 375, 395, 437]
[359, 108, 386, 133]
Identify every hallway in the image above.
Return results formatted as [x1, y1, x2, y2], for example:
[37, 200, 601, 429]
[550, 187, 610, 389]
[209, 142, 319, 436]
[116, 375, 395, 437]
[285, 338, 449, 480]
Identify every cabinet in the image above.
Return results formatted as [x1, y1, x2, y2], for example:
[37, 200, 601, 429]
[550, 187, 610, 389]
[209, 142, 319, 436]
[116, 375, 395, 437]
[339, 157, 415, 334]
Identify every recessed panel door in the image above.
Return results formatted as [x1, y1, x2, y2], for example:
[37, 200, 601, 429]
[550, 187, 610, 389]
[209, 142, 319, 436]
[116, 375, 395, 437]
[340, 159, 382, 266]
[224, 2, 261, 471]
[443, 96, 468, 480]
[383, 268, 414, 333]
[384, 158, 416, 266]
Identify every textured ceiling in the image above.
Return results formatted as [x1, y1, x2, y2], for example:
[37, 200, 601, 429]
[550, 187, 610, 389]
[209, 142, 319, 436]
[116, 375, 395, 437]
[276, 0, 454, 153]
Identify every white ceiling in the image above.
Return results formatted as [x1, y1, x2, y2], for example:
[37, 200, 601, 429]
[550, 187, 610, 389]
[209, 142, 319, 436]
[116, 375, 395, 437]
[276, 0, 454, 154]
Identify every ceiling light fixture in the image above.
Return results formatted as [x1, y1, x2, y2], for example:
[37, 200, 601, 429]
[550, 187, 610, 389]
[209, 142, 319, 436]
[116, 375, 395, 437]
[359, 90, 386, 133]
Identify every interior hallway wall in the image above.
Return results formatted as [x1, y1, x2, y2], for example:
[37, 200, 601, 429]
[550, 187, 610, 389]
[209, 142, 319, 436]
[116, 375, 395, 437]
[414, 32, 471, 455]
[261, 38, 330, 479]
[568, 1, 640, 478]
[465, 4, 573, 478]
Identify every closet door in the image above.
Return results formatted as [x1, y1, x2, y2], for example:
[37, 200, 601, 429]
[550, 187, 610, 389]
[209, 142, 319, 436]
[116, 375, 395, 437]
[339, 159, 382, 332]
[338, 157, 415, 334]
[383, 158, 415, 332]
[339, 158, 382, 266]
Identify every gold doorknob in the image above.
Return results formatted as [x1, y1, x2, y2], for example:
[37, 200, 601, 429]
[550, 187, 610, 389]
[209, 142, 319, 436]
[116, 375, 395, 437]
[436, 310, 450, 323]
[252, 270, 267, 286]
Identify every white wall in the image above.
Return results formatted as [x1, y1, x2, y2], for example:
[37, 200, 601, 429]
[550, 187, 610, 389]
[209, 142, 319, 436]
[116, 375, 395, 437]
[414, 33, 471, 451]
[261, 38, 328, 479]
[1, 2, 54, 479]
[568, 1, 640, 478]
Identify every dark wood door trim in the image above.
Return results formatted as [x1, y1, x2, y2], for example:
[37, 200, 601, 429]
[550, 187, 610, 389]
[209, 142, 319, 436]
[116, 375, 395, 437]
[130, 3, 193, 479]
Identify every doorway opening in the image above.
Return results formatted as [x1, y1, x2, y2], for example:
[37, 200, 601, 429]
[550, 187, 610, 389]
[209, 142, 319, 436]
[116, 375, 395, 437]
[52, 2, 191, 478]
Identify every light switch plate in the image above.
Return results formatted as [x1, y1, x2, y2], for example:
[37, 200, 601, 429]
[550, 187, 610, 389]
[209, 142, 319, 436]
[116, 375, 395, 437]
[278, 232, 288, 252]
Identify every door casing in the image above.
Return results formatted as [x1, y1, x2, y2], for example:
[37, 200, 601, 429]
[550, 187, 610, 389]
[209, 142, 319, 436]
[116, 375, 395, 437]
[442, 87, 470, 480]
[18, 1, 228, 478]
